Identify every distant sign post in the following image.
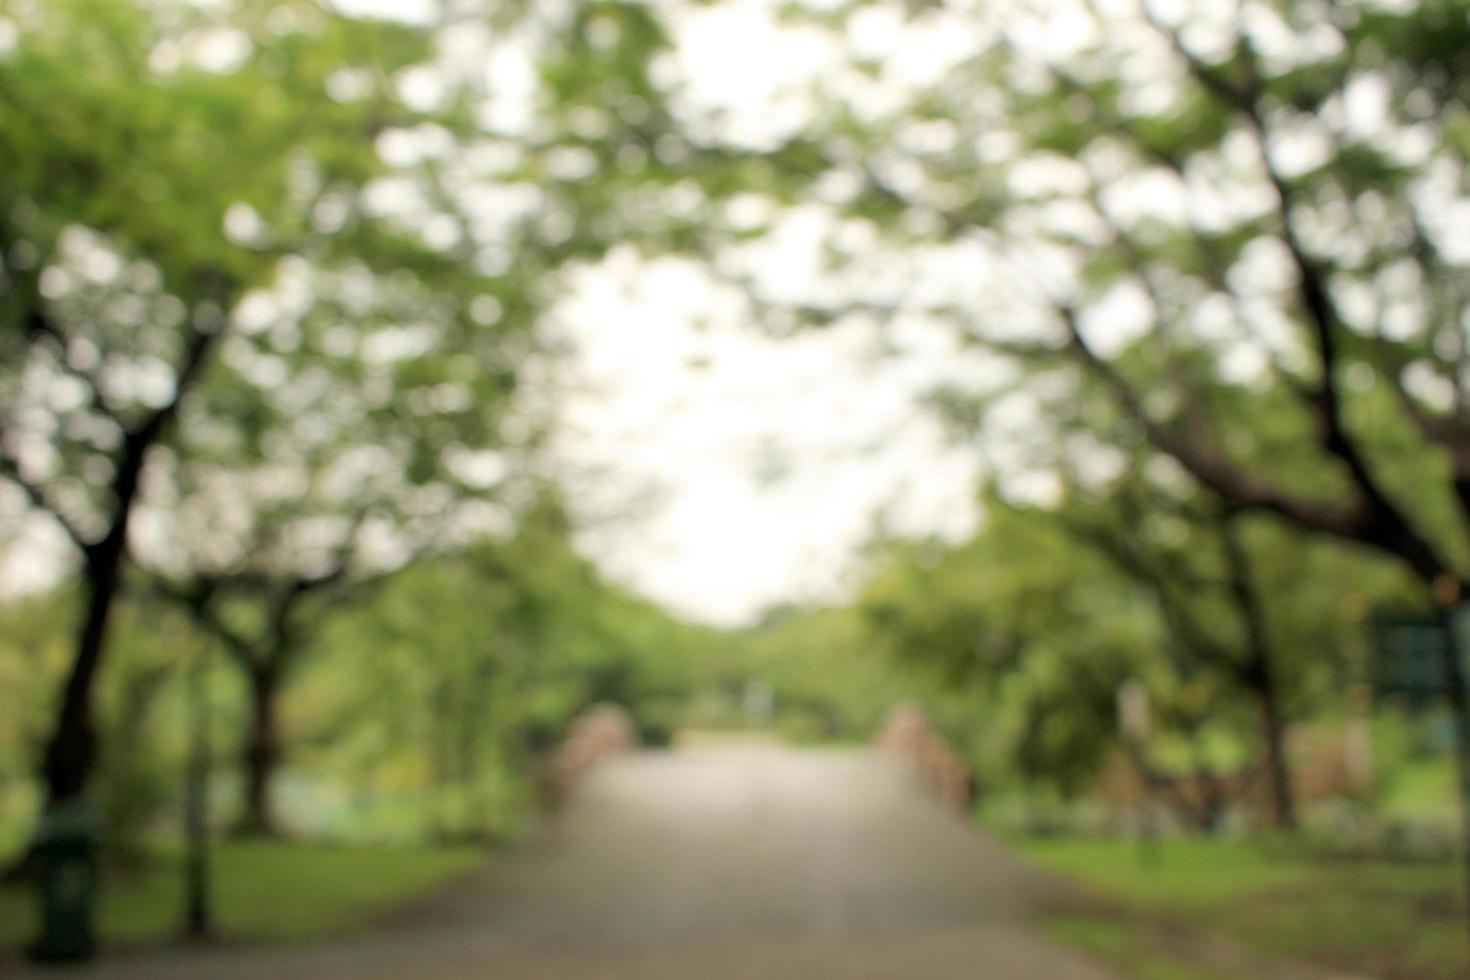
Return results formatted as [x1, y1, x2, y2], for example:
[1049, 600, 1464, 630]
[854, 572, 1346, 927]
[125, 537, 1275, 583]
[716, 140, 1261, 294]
[1371, 599, 1470, 957]
[1369, 609, 1470, 704]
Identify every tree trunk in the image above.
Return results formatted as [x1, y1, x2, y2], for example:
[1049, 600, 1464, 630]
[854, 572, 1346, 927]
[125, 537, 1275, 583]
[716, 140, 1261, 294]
[1250, 663, 1296, 830]
[2, 550, 122, 885]
[41, 539, 128, 809]
[238, 666, 281, 838]
[1220, 515, 1298, 830]
[1187, 737, 1227, 833]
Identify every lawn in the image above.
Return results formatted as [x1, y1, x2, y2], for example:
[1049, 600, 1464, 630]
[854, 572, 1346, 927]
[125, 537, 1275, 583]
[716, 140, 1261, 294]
[0, 840, 484, 956]
[1016, 834, 1469, 980]
[1040, 914, 1239, 980]
[1379, 756, 1459, 828]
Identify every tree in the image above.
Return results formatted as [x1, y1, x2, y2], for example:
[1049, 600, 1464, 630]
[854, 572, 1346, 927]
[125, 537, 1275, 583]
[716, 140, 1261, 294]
[299, 490, 705, 842]
[953, 0, 1470, 849]
[2, 0, 710, 852]
[692, 0, 1470, 842]
[158, 555, 386, 838]
[705, 0, 1469, 590]
[143, 239, 533, 835]
[1038, 479, 1302, 828]
[119, 0, 719, 837]
[859, 505, 1150, 805]
[0, 0, 457, 834]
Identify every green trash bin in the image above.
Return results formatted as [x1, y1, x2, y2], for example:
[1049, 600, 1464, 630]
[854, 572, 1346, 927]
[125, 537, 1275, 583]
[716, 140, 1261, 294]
[29, 802, 99, 963]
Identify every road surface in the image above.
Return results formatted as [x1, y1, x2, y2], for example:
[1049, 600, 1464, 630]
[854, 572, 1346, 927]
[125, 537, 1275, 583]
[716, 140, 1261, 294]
[36, 743, 1121, 978]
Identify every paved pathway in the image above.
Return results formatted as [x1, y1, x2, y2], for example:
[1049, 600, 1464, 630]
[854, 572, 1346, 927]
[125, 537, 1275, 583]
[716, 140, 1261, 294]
[38, 744, 1120, 978]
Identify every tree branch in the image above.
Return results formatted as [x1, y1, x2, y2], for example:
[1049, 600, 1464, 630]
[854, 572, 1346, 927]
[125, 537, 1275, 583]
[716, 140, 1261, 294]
[1130, 9, 1456, 585]
[145, 572, 262, 671]
[1061, 307, 1353, 528]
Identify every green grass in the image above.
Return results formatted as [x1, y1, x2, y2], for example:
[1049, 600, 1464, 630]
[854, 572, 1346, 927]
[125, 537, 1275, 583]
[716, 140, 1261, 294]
[1019, 835, 1309, 909]
[1042, 915, 1235, 980]
[1379, 755, 1459, 825]
[0, 840, 484, 954]
[1015, 834, 1469, 980]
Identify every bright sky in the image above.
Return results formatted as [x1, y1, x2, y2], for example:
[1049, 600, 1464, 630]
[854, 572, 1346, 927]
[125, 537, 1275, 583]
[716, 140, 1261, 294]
[535, 0, 1007, 624]
[549, 253, 984, 625]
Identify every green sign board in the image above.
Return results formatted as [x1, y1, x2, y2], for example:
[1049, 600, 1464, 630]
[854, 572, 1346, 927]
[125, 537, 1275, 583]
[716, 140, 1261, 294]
[1369, 609, 1470, 702]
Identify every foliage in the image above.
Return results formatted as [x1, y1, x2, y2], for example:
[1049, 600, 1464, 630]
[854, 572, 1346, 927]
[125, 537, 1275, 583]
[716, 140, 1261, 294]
[853, 473, 1428, 826]
[706, 0, 1470, 589]
[689, 604, 918, 742]
[0, 0, 491, 817]
[859, 504, 1151, 798]
[0, 0, 715, 831]
[4, 0, 1470, 961]
[0, 499, 709, 858]
[0, 592, 205, 859]
[648, 0, 1470, 828]
[246, 492, 709, 842]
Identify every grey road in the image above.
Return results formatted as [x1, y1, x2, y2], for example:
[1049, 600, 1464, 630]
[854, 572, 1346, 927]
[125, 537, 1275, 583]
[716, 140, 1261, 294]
[35, 744, 1121, 979]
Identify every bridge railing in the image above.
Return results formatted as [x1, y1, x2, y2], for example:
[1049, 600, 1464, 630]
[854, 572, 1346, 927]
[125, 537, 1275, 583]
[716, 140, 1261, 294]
[877, 706, 971, 811]
[543, 703, 637, 805]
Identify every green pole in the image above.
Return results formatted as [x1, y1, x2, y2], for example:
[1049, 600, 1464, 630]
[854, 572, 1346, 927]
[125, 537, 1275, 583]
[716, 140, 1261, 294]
[1433, 597, 1470, 960]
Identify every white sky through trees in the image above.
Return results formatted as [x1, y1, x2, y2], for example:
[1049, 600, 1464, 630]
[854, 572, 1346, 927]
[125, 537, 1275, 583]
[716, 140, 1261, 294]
[541, 0, 1012, 623]
[18, 0, 1436, 623]
[550, 252, 985, 625]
